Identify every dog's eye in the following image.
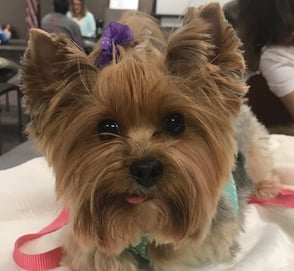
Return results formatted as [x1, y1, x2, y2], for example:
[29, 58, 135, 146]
[164, 113, 185, 135]
[97, 119, 121, 140]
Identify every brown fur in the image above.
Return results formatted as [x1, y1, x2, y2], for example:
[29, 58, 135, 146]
[22, 3, 256, 271]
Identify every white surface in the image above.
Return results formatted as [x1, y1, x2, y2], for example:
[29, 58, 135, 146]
[155, 0, 232, 15]
[1, 135, 294, 271]
[160, 17, 183, 28]
[109, 0, 139, 10]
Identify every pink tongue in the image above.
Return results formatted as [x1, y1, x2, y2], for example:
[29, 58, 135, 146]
[125, 194, 147, 204]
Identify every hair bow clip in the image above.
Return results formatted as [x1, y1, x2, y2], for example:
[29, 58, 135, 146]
[96, 22, 134, 67]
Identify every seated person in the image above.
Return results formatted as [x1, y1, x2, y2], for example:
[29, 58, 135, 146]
[0, 24, 12, 44]
[223, 0, 238, 29]
[41, 0, 83, 47]
[246, 73, 294, 135]
[260, 46, 294, 119]
[67, 0, 96, 37]
[237, 0, 294, 134]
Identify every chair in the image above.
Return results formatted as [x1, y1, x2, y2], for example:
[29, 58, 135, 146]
[0, 57, 20, 111]
[246, 73, 293, 129]
[0, 82, 24, 154]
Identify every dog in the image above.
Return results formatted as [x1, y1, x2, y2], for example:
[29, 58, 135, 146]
[21, 3, 281, 271]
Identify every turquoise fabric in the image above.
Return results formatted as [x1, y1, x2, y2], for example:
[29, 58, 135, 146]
[127, 236, 149, 261]
[224, 174, 239, 212]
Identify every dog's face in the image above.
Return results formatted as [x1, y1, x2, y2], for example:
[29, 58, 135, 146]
[22, 4, 246, 255]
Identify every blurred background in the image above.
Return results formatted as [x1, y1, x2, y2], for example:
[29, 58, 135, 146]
[1, 0, 293, 156]
[0, 0, 232, 155]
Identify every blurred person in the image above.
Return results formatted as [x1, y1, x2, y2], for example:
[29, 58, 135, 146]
[0, 24, 12, 44]
[67, 0, 96, 37]
[238, 0, 294, 120]
[41, 0, 83, 47]
[223, 0, 238, 29]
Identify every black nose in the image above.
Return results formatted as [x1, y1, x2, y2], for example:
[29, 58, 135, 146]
[130, 159, 163, 188]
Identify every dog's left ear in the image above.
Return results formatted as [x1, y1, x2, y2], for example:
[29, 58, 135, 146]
[22, 29, 97, 136]
[22, 29, 97, 117]
[166, 2, 245, 77]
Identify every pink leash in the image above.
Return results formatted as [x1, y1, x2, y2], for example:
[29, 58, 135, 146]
[13, 189, 294, 271]
[13, 208, 69, 271]
[248, 188, 294, 207]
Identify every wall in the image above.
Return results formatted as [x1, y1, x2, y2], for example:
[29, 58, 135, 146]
[155, 0, 232, 15]
[0, 0, 154, 40]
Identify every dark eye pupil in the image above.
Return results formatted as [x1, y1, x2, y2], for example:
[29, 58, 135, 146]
[97, 119, 121, 140]
[165, 113, 185, 135]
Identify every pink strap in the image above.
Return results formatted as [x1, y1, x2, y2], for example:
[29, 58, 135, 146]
[249, 189, 294, 208]
[12, 189, 294, 271]
[13, 208, 69, 271]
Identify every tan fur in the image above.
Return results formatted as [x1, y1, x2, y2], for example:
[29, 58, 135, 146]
[21, 3, 278, 271]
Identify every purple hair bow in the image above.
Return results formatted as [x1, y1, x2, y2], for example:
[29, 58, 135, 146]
[96, 22, 134, 67]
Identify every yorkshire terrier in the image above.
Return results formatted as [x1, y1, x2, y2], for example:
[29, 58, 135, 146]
[22, 3, 281, 271]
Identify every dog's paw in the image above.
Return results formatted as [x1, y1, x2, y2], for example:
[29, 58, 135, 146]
[255, 174, 282, 198]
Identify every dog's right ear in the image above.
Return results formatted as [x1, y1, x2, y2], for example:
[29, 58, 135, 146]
[22, 29, 97, 136]
[165, 3, 244, 78]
